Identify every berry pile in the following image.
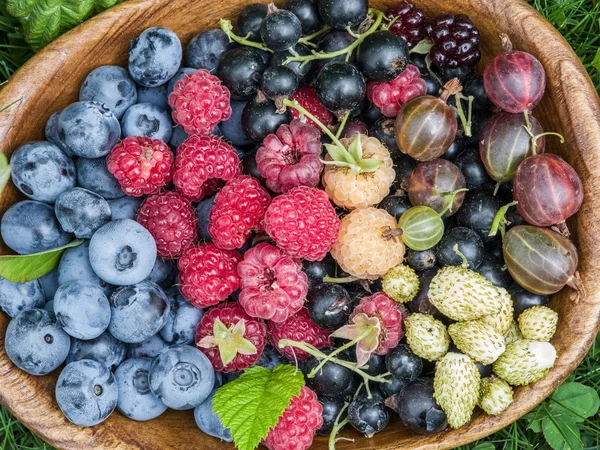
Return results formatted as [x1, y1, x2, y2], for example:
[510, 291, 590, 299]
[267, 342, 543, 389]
[0, 0, 585, 449]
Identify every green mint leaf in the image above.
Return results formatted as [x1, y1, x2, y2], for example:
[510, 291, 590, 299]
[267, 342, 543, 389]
[0, 153, 11, 196]
[472, 444, 495, 450]
[550, 382, 600, 422]
[524, 406, 548, 433]
[0, 239, 84, 283]
[542, 413, 583, 450]
[213, 365, 304, 450]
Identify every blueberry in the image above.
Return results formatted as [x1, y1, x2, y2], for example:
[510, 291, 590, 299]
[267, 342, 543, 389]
[45, 110, 65, 149]
[1, 200, 72, 255]
[197, 196, 216, 241]
[0, 276, 45, 317]
[56, 359, 118, 427]
[57, 101, 121, 158]
[108, 281, 170, 344]
[144, 258, 177, 289]
[115, 357, 168, 421]
[220, 101, 252, 146]
[255, 344, 287, 369]
[128, 27, 182, 87]
[121, 102, 173, 142]
[194, 389, 232, 441]
[236, 3, 269, 42]
[167, 67, 197, 96]
[10, 141, 76, 203]
[58, 240, 111, 293]
[39, 268, 60, 300]
[79, 65, 138, 119]
[44, 299, 55, 312]
[54, 280, 111, 340]
[5, 309, 70, 375]
[217, 48, 266, 101]
[127, 333, 169, 359]
[89, 219, 157, 286]
[107, 196, 142, 221]
[76, 156, 125, 200]
[66, 331, 127, 370]
[137, 84, 169, 109]
[161, 288, 203, 345]
[55, 188, 112, 239]
[186, 29, 234, 71]
[150, 345, 215, 410]
[169, 126, 190, 149]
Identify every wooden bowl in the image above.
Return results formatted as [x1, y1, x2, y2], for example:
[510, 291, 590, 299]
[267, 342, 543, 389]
[1, 0, 600, 448]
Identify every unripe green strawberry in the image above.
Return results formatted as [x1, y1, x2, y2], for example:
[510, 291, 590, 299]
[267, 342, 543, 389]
[504, 321, 523, 345]
[493, 339, 557, 386]
[433, 352, 480, 429]
[429, 266, 505, 321]
[518, 306, 558, 342]
[448, 321, 506, 365]
[478, 376, 513, 415]
[382, 264, 419, 303]
[478, 289, 513, 335]
[405, 313, 450, 362]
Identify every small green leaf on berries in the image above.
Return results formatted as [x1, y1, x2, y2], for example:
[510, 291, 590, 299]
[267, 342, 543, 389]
[410, 38, 434, 55]
[213, 365, 305, 450]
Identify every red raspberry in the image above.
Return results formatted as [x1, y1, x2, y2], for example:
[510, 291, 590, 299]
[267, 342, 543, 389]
[168, 69, 232, 135]
[178, 243, 242, 308]
[262, 386, 323, 450]
[106, 136, 174, 197]
[264, 187, 340, 261]
[196, 302, 267, 372]
[136, 191, 197, 259]
[367, 65, 427, 117]
[238, 243, 308, 323]
[268, 309, 331, 361]
[256, 119, 323, 193]
[385, 1, 427, 49]
[173, 135, 241, 202]
[208, 175, 271, 250]
[290, 87, 332, 130]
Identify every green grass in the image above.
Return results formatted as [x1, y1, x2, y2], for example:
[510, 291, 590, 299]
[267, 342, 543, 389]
[1, 0, 600, 448]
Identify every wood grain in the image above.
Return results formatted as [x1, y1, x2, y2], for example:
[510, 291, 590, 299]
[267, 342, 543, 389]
[1, 0, 600, 448]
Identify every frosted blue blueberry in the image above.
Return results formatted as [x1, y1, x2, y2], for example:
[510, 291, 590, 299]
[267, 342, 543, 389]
[45, 110, 65, 150]
[39, 268, 59, 300]
[197, 196, 216, 241]
[79, 65, 138, 119]
[128, 27, 182, 87]
[10, 141, 76, 203]
[194, 389, 233, 441]
[137, 84, 169, 109]
[160, 288, 203, 345]
[55, 359, 118, 427]
[169, 126, 190, 149]
[54, 280, 111, 340]
[66, 331, 127, 370]
[115, 357, 167, 421]
[256, 344, 287, 370]
[186, 29, 234, 72]
[89, 219, 157, 286]
[149, 345, 215, 410]
[108, 281, 170, 344]
[144, 257, 176, 289]
[167, 67, 197, 96]
[5, 309, 70, 375]
[58, 240, 112, 294]
[1, 200, 72, 254]
[107, 196, 142, 220]
[76, 156, 125, 199]
[44, 299, 54, 312]
[0, 276, 45, 317]
[55, 188, 112, 239]
[127, 333, 168, 359]
[121, 103, 173, 142]
[220, 101, 252, 146]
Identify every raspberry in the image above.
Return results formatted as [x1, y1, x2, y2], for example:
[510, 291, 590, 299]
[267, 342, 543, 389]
[178, 243, 242, 308]
[264, 187, 340, 261]
[173, 135, 241, 202]
[136, 191, 197, 259]
[262, 386, 323, 450]
[106, 136, 174, 197]
[290, 87, 332, 130]
[427, 14, 481, 68]
[168, 69, 232, 135]
[256, 119, 323, 193]
[208, 175, 271, 250]
[268, 309, 331, 361]
[196, 302, 267, 372]
[385, 1, 427, 49]
[367, 65, 427, 117]
[238, 243, 308, 323]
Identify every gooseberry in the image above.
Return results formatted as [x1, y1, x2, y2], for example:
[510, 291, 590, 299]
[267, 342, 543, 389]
[397, 206, 444, 251]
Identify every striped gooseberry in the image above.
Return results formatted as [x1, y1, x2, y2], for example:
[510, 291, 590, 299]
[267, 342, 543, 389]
[396, 206, 444, 251]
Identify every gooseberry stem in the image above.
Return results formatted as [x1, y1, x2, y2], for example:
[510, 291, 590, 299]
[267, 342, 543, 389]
[219, 19, 274, 53]
[488, 200, 518, 238]
[308, 328, 374, 377]
[452, 244, 469, 268]
[439, 188, 469, 217]
[522, 111, 565, 154]
[452, 93, 474, 137]
[336, 111, 351, 139]
[298, 25, 331, 46]
[323, 275, 360, 284]
[328, 403, 351, 450]
[283, 99, 345, 149]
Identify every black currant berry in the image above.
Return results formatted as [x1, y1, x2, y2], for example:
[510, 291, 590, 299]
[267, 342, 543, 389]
[409, 52, 428, 74]
[475, 361, 493, 378]
[509, 283, 549, 319]
[241, 95, 292, 142]
[306, 283, 352, 330]
[385, 344, 423, 382]
[378, 194, 411, 221]
[317, 0, 368, 30]
[217, 48, 266, 100]
[370, 116, 400, 154]
[348, 394, 389, 437]
[463, 75, 492, 111]
[261, 66, 299, 101]
[441, 65, 474, 83]
[406, 249, 437, 272]
[362, 102, 384, 127]
[440, 138, 464, 161]
[356, 30, 409, 82]
[303, 352, 355, 398]
[454, 148, 495, 192]
[316, 62, 366, 115]
[408, 268, 444, 320]
[475, 254, 512, 289]
[361, 353, 386, 376]
[485, 239, 504, 262]
[380, 376, 409, 398]
[260, 8, 302, 52]
[270, 44, 315, 85]
[423, 73, 442, 96]
[463, 111, 493, 147]
[316, 31, 356, 70]
[436, 226, 484, 270]
[456, 191, 503, 243]
[316, 396, 345, 435]
[236, 3, 269, 42]
[283, 0, 322, 34]
[303, 256, 336, 288]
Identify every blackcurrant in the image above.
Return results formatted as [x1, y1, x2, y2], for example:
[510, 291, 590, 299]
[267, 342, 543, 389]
[303, 255, 336, 289]
[317, 396, 345, 435]
[423, 73, 442, 96]
[456, 191, 503, 243]
[378, 194, 411, 220]
[315, 62, 366, 115]
[509, 283, 549, 319]
[362, 102, 384, 127]
[436, 226, 484, 269]
[380, 376, 409, 398]
[260, 9, 302, 52]
[241, 95, 292, 142]
[348, 394, 389, 437]
[261, 66, 299, 101]
[316, 30, 356, 71]
[406, 249, 437, 272]
[475, 254, 512, 289]
[454, 148, 495, 192]
[306, 283, 352, 330]
[361, 353, 386, 376]
[283, 0, 322, 34]
[463, 75, 492, 111]
[236, 3, 269, 42]
[463, 110, 493, 147]
[385, 344, 423, 382]
[440, 137, 464, 161]
[485, 239, 504, 262]
[475, 361, 493, 378]
[441, 65, 474, 83]
[217, 47, 266, 100]
[356, 30, 409, 82]
[317, 0, 368, 30]
[409, 53, 429, 74]
[303, 351, 355, 398]
[270, 44, 315, 85]
[369, 116, 400, 155]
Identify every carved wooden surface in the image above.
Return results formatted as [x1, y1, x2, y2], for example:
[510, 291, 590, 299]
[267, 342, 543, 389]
[0, 0, 599, 448]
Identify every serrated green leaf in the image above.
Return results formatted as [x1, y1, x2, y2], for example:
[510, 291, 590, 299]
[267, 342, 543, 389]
[472, 444, 495, 450]
[213, 365, 304, 450]
[0, 239, 84, 283]
[0, 153, 11, 196]
[6, 0, 37, 18]
[542, 413, 583, 450]
[550, 382, 600, 422]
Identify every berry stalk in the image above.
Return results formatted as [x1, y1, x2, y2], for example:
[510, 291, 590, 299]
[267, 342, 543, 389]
[219, 19, 274, 53]
[488, 200, 518, 238]
[298, 25, 331, 47]
[522, 111, 565, 155]
[322, 275, 360, 284]
[452, 244, 469, 269]
[328, 402, 350, 450]
[438, 188, 469, 217]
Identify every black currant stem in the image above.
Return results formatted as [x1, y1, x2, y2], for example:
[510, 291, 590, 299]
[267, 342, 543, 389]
[381, 15, 399, 31]
[219, 19, 274, 53]
[424, 54, 443, 87]
[346, 26, 362, 39]
[298, 25, 331, 45]
[488, 200, 518, 238]
[323, 275, 360, 283]
[493, 181, 501, 196]
[308, 328, 375, 377]
[522, 111, 565, 154]
[283, 99, 346, 150]
[328, 403, 351, 450]
[438, 188, 469, 217]
[452, 244, 469, 269]
[335, 111, 351, 139]
[452, 93, 474, 137]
